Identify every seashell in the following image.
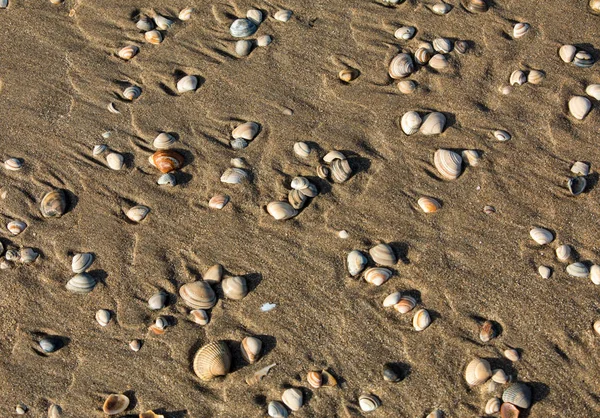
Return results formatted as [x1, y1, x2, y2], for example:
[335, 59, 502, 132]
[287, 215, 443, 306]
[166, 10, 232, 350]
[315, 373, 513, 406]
[246, 9, 263, 25]
[20, 248, 38, 264]
[180, 281, 217, 309]
[426, 411, 443, 418]
[504, 348, 520, 362]
[568, 96, 592, 120]
[527, 70, 545, 84]
[483, 205, 496, 214]
[502, 383, 532, 409]
[129, 339, 142, 351]
[230, 138, 248, 150]
[394, 26, 416, 40]
[39, 337, 61, 353]
[96, 309, 111, 326]
[136, 16, 154, 31]
[431, 1, 452, 14]
[179, 7, 194, 21]
[383, 365, 402, 382]
[291, 176, 310, 190]
[369, 243, 396, 266]
[420, 112, 446, 135]
[288, 189, 307, 210]
[72, 253, 93, 273]
[153, 15, 173, 30]
[461, 150, 480, 166]
[591, 0, 600, 12]
[93, 144, 107, 155]
[331, 158, 352, 183]
[364, 267, 393, 286]
[267, 201, 298, 220]
[103, 394, 130, 415]
[479, 320, 496, 342]
[494, 130, 511, 141]
[590, 264, 600, 285]
[4, 157, 23, 171]
[323, 150, 346, 162]
[157, 173, 176, 186]
[463, 0, 488, 12]
[222, 276, 248, 300]
[413, 308, 431, 331]
[191, 309, 209, 325]
[454, 40, 468, 54]
[433, 38, 452, 54]
[429, 54, 448, 69]
[140, 411, 164, 418]
[317, 165, 330, 179]
[153, 133, 176, 149]
[41, 189, 67, 218]
[0, 0, 7, 7]
[398, 80, 416, 94]
[434, 149, 462, 180]
[118, 45, 139, 60]
[594, 319, 600, 335]
[106, 152, 124, 170]
[401, 111, 422, 135]
[268, 401, 289, 418]
[513, 22, 530, 38]
[492, 369, 509, 384]
[281, 388, 303, 411]
[7, 220, 26, 235]
[485, 398, 502, 415]
[556, 244, 572, 262]
[293, 142, 311, 158]
[559, 45, 577, 63]
[307, 371, 322, 388]
[394, 295, 416, 313]
[510, 70, 526, 86]
[274, 9, 292, 22]
[347, 250, 368, 276]
[209, 194, 230, 209]
[177, 75, 198, 93]
[586, 84, 600, 100]
[48, 404, 62, 418]
[123, 86, 141, 100]
[230, 18, 257, 37]
[126, 205, 150, 222]
[145, 30, 163, 45]
[388, 53, 414, 79]
[5, 248, 19, 261]
[257, 35, 272, 47]
[358, 394, 381, 412]
[566, 262, 589, 278]
[235, 40, 253, 57]
[500, 402, 519, 418]
[150, 150, 184, 173]
[221, 167, 248, 184]
[193, 341, 232, 380]
[246, 362, 277, 385]
[465, 358, 492, 386]
[148, 291, 167, 310]
[339, 68, 359, 82]
[538, 265, 552, 279]
[241, 336, 262, 363]
[338, 230, 349, 239]
[299, 183, 319, 198]
[66, 273, 96, 293]
[574, 51, 594, 68]
[529, 227, 553, 245]
[204, 264, 223, 285]
[414, 47, 432, 65]
[383, 291, 402, 307]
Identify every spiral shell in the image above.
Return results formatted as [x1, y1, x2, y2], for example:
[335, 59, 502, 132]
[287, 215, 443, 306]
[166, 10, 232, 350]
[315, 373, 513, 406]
[485, 398, 501, 415]
[72, 253, 93, 273]
[222, 276, 248, 300]
[96, 309, 111, 326]
[574, 51, 594, 68]
[433, 38, 452, 53]
[268, 401, 289, 418]
[7, 220, 26, 235]
[513, 22, 530, 38]
[510, 70, 526, 86]
[429, 54, 448, 70]
[568, 96, 592, 120]
[274, 9, 292, 22]
[246, 9, 262, 25]
[177, 75, 198, 93]
[567, 262, 589, 278]
[66, 273, 97, 294]
[106, 152, 124, 170]
[145, 30, 163, 44]
[331, 158, 352, 183]
[220, 167, 248, 184]
[126, 205, 150, 222]
[434, 149, 462, 180]
[394, 26, 415, 40]
[463, 0, 488, 13]
[414, 47, 432, 65]
[464, 358, 492, 386]
[241, 336, 262, 364]
[230, 18, 257, 37]
[413, 308, 431, 331]
[118, 45, 139, 60]
[383, 291, 402, 308]
[529, 227, 553, 245]
[369, 243, 396, 266]
[293, 142, 311, 158]
[418, 197, 441, 213]
[364, 267, 392, 286]
[420, 112, 446, 135]
[235, 40, 253, 57]
[179, 281, 217, 309]
[358, 394, 381, 412]
[153, 133, 176, 149]
[538, 265, 552, 279]
[347, 250, 368, 276]
[150, 150, 184, 173]
[394, 295, 416, 313]
[4, 157, 23, 170]
[398, 80, 416, 94]
[500, 402, 519, 418]
[559, 45, 577, 63]
[103, 394, 129, 415]
[40, 189, 67, 218]
[204, 264, 223, 285]
[267, 201, 297, 220]
[388, 53, 414, 79]
[154, 14, 173, 30]
[209, 194, 230, 209]
[502, 383, 532, 409]
[401, 111, 422, 135]
[586, 84, 600, 100]
[179, 7, 194, 21]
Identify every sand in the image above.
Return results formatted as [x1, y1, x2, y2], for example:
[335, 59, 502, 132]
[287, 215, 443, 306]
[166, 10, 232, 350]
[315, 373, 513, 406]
[1, 0, 600, 416]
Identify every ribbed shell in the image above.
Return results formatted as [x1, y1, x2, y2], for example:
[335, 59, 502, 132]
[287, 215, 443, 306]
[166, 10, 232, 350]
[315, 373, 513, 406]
[150, 150, 184, 173]
[513, 22, 530, 38]
[420, 112, 446, 135]
[106, 152, 124, 170]
[485, 398, 501, 415]
[394, 26, 415, 40]
[282, 388, 303, 411]
[394, 295, 416, 313]
[177, 75, 198, 92]
[222, 276, 248, 300]
[358, 394, 381, 412]
[465, 358, 492, 386]
[510, 70, 526, 86]
[126, 205, 150, 222]
[347, 250, 368, 276]
[464, 0, 488, 12]
[230, 18, 257, 37]
[66, 273, 97, 294]
[179, 7, 194, 20]
[153, 133, 176, 149]
[4, 157, 23, 170]
[401, 111, 422, 135]
[429, 54, 448, 69]
[123, 86, 141, 100]
[41, 189, 67, 218]
[566, 262, 589, 278]
[364, 267, 393, 286]
[144, 30, 163, 44]
[220, 167, 248, 184]
[204, 264, 223, 284]
[568, 96, 592, 120]
[413, 308, 431, 331]
[209, 194, 230, 209]
[418, 197, 441, 213]
[559, 44, 576, 63]
[502, 383, 532, 409]
[293, 142, 311, 158]
[241, 336, 262, 363]
[288, 189, 307, 210]
[574, 51, 594, 68]
[434, 149, 462, 180]
[529, 227, 553, 245]
[193, 341, 231, 380]
[388, 53, 414, 79]
[72, 253, 94, 273]
[331, 158, 352, 183]
[369, 243, 396, 266]
[118, 45, 139, 60]
[268, 401, 289, 418]
[179, 281, 217, 309]
[267, 201, 297, 220]
[157, 173, 176, 186]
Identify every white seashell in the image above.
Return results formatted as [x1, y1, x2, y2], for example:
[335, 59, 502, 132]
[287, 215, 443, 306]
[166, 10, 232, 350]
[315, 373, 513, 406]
[431, 1, 452, 14]
[429, 54, 448, 69]
[504, 348, 520, 361]
[559, 45, 577, 63]
[177, 75, 198, 93]
[513, 22, 530, 38]
[93, 144, 107, 156]
[154, 15, 173, 30]
[338, 230, 349, 239]
[231, 138, 248, 150]
[153, 132, 176, 149]
[0, 0, 7, 8]
[293, 142, 311, 158]
[241, 336, 262, 363]
[281, 388, 302, 411]
[130, 339, 142, 351]
[485, 398, 501, 415]
[527, 70, 545, 84]
[556, 244, 571, 262]
[179, 7, 194, 21]
[434, 149, 462, 180]
[221, 167, 248, 184]
[126, 205, 150, 222]
[246, 9, 263, 25]
[401, 111, 422, 135]
[383, 292, 402, 307]
[230, 157, 247, 168]
[413, 308, 431, 331]
[66, 273, 96, 293]
[364, 267, 392, 286]
[464, 358, 492, 386]
[461, 150, 480, 167]
[323, 150, 346, 162]
[394, 26, 416, 40]
[96, 309, 111, 326]
[4, 158, 23, 171]
[261, 303, 277, 312]
[347, 250, 368, 276]
[148, 291, 167, 310]
[136, 16, 154, 31]
[331, 159, 352, 183]
[566, 262, 589, 278]
[72, 253, 94, 273]
[510, 70, 526, 86]
[7, 220, 26, 235]
[529, 227, 553, 245]
[232, 121, 259, 140]
[268, 401, 289, 418]
[106, 152, 124, 170]
[267, 201, 298, 220]
[235, 40, 253, 57]
[257, 35, 272, 47]
[144, 30, 163, 45]
[118, 45, 139, 60]
[570, 161, 590, 176]
[388, 53, 414, 79]
[358, 394, 381, 412]
[590, 265, 600, 285]
[291, 176, 310, 190]
[369, 243, 396, 266]
[418, 197, 441, 213]
[568, 96, 592, 120]
[420, 112, 446, 135]
[491, 369, 508, 384]
[157, 173, 176, 186]
[107, 103, 120, 114]
[586, 84, 600, 100]
[230, 18, 257, 37]
[209, 194, 229, 209]
[123, 86, 141, 100]
[274, 9, 292, 22]
[433, 38, 452, 53]
[538, 265, 552, 279]
[493, 130, 511, 141]
[398, 80, 417, 94]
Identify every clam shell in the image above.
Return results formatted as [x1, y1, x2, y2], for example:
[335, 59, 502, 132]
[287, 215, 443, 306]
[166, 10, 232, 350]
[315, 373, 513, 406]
[433, 38, 452, 53]
[221, 167, 248, 184]
[569, 96, 592, 120]
[500, 402, 519, 418]
[241, 336, 262, 363]
[5, 248, 19, 261]
[274, 10, 292, 22]
[527, 70, 545, 84]
[464, 358, 492, 386]
[591, 0, 600, 12]
[590, 264, 600, 285]
[153, 132, 176, 149]
[485, 398, 501, 415]
[420, 112, 446, 135]
[529, 227, 553, 245]
[230, 18, 257, 37]
[288, 189, 307, 210]
[118, 45, 139, 60]
[177, 75, 198, 93]
[0, 0, 6, 7]
[504, 348, 520, 362]
[39, 337, 61, 353]
[41, 189, 67, 218]
[126, 205, 150, 222]
[157, 173, 176, 186]
[586, 84, 600, 100]
[96, 309, 111, 326]
[222, 276, 248, 300]
[7, 220, 26, 235]
[454, 40, 469, 54]
[331, 158, 352, 183]
[566, 262, 589, 278]
[502, 383, 531, 409]
[129, 339, 142, 351]
[136, 16, 154, 31]
[282, 388, 303, 411]
[20, 248, 38, 264]
[267, 201, 298, 220]
[483, 205, 496, 214]
[235, 40, 253, 57]
[401, 111, 422, 135]
[364, 267, 392, 286]
[431, 1, 452, 14]
[383, 291, 402, 307]
[556, 244, 572, 262]
[148, 291, 167, 310]
[510, 70, 526, 86]
[307, 371, 322, 388]
[429, 54, 448, 69]
[513, 22, 530, 38]
[559, 44, 577, 63]
[209, 194, 230, 209]
[413, 308, 431, 331]
[594, 319, 600, 335]
[323, 150, 346, 162]
[123, 85, 141, 100]
[358, 394, 381, 412]
[191, 309, 209, 325]
[103, 394, 129, 415]
[493, 130, 511, 141]
[347, 250, 368, 276]
[394, 295, 416, 313]
[479, 320, 496, 342]
[48, 404, 62, 418]
[492, 369, 509, 384]
[257, 35, 272, 47]
[144, 30, 163, 45]
[179, 7, 194, 21]
[72, 253, 93, 273]
[150, 150, 184, 173]
[4, 157, 23, 170]
[369, 243, 396, 266]
[193, 341, 232, 380]
[179, 281, 217, 309]
[434, 149, 462, 180]
[204, 264, 223, 285]
[268, 401, 289, 418]
[230, 138, 248, 150]
[106, 152, 124, 170]
[66, 273, 96, 294]
[317, 165, 330, 179]
[383, 365, 401, 382]
[461, 150, 480, 166]
[418, 197, 441, 213]
[291, 176, 310, 190]
[293, 142, 311, 158]
[154, 15, 173, 30]
[398, 80, 416, 94]
[246, 9, 263, 25]
[388, 53, 414, 79]
[464, 0, 488, 12]
[339, 68, 359, 82]
[574, 51, 594, 68]
[414, 47, 432, 65]
[93, 144, 107, 155]
[394, 26, 416, 40]
[538, 265, 552, 279]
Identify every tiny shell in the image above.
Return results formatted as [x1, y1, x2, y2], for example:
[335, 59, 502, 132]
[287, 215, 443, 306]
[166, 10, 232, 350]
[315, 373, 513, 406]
[103, 394, 130, 415]
[72, 252, 93, 273]
[48, 404, 62, 418]
[394, 26, 416, 40]
[556, 244, 571, 262]
[241, 336, 262, 363]
[568, 96, 592, 120]
[106, 152, 124, 170]
[294, 142, 311, 158]
[204, 264, 223, 285]
[129, 339, 142, 351]
[433, 38, 452, 53]
[274, 10, 292, 22]
[586, 84, 600, 100]
[307, 371, 322, 388]
[222, 276, 248, 300]
[479, 320, 496, 342]
[527, 70, 545, 84]
[347, 250, 368, 276]
[401, 111, 422, 135]
[529, 227, 553, 245]
[464, 0, 488, 13]
[7, 220, 26, 235]
[221, 167, 249, 184]
[4, 158, 23, 171]
[209, 194, 230, 209]
[461, 150, 480, 167]
[420, 112, 446, 135]
[454, 40, 468, 54]
[383, 291, 402, 307]
[413, 308, 431, 331]
[140, 411, 164, 418]
[429, 54, 448, 69]
[257, 35, 272, 47]
[364, 267, 393, 286]
[179, 281, 217, 309]
[323, 150, 346, 162]
[191, 309, 209, 325]
[464, 358, 492, 386]
[96, 309, 111, 326]
[148, 291, 167, 310]
[492, 369, 509, 384]
[66, 273, 96, 293]
[235, 40, 253, 57]
[317, 165, 330, 179]
[510, 70, 526, 86]
[339, 68, 359, 82]
[502, 383, 532, 409]
[126, 205, 150, 222]
[118, 45, 139, 60]
[574, 51, 594, 68]
[559, 45, 577, 63]
[177, 75, 198, 93]
[369, 243, 396, 266]
[493, 130, 511, 141]
[398, 80, 417, 94]
[193, 341, 232, 380]
[154, 317, 169, 332]
[394, 295, 416, 313]
[590, 265, 600, 285]
[331, 158, 352, 183]
[281, 388, 303, 411]
[20, 248, 38, 264]
[39, 337, 60, 353]
[123, 85, 141, 100]
[485, 398, 501, 415]
[153, 132, 176, 149]
[230, 18, 257, 37]
[267, 201, 298, 220]
[426, 411, 443, 418]
[389, 53, 414, 79]
[231, 138, 248, 150]
[179, 7, 194, 21]
[500, 402, 519, 418]
[594, 319, 600, 335]
[566, 262, 589, 278]
[513, 22, 530, 38]
[504, 348, 520, 362]
[483, 205, 496, 214]
[246, 362, 277, 385]
[145, 30, 163, 45]
[434, 149, 462, 180]
[383, 365, 402, 382]
[157, 173, 176, 186]
[358, 394, 381, 412]
[538, 265, 552, 279]
[41, 189, 67, 218]
[231, 157, 247, 168]
[246, 9, 263, 25]
[268, 401, 289, 418]
[154, 15, 173, 30]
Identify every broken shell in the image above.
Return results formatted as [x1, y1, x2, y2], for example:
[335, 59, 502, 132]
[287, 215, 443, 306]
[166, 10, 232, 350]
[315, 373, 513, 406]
[574, 51, 594, 68]
[209, 194, 230, 209]
[529, 227, 553, 245]
[288, 189, 307, 210]
[414, 47, 432, 65]
[129, 339, 142, 351]
[479, 320, 496, 342]
[268, 401, 289, 418]
[154, 14, 173, 30]
[150, 150, 184, 173]
[429, 54, 448, 69]
[20, 248, 38, 264]
[388, 53, 414, 79]
[465, 358, 492, 386]
[126, 205, 150, 222]
[339, 68, 359, 82]
[136, 16, 154, 31]
[323, 150, 346, 162]
[566, 262, 589, 278]
[293, 142, 311, 158]
[247, 363, 277, 385]
[464, 0, 488, 13]
[500, 403, 519, 418]
[369, 243, 396, 266]
[331, 158, 352, 183]
[140, 411, 164, 418]
[413, 308, 431, 331]
[383, 291, 402, 307]
[527, 70, 545, 84]
[492, 369, 509, 384]
[144, 30, 163, 44]
[394, 295, 416, 313]
[504, 349, 520, 362]
[274, 9, 292, 22]
[510, 70, 526, 86]
[454, 40, 468, 54]
[394, 26, 416, 40]
[267, 201, 298, 220]
[401, 111, 422, 135]
[433, 38, 452, 53]
[483, 205, 496, 214]
[398, 80, 416, 94]
[556, 244, 572, 262]
[569, 96, 592, 120]
[257, 35, 272, 47]
[179, 7, 194, 21]
[222, 276, 248, 300]
[118, 45, 139, 60]
[461, 150, 480, 167]
[204, 264, 223, 285]
[434, 149, 462, 180]
[66, 273, 96, 293]
[180, 281, 217, 309]
[177, 75, 198, 93]
[347, 250, 368, 276]
[123, 86, 141, 100]
[358, 394, 381, 412]
[559, 45, 577, 63]
[538, 265, 552, 279]
[191, 309, 209, 325]
[590, 265, 600, 285]
[420, 112, 446, 135]
[48, 404, 62, 418]
[493, 130, 511, 142]
[106, 152, 124, 170]
[41, 189, 67, 218]
[307, 371, 322, 388]
[364, 267, 393, 286]
[241, 336, 262, 363]
[235, 40, 253, 57]
[193, 341, 232, 380]
[586, 84, 600, 100]
[72, 253, 93, 273]
[4, 157, 23, 171]
[96, 309, 111, 326]
[221, 167, 248, 184]
[246, 9, 263, 25]
[230, 18, 257, 37]
[148, 291, 167, 310]
[513, 22, 530, 38]
[502, 383, 532, 409]
[485, 398, 502, 415]
[153, 132, 176, 149]
[157, 173, 176, 186]
[103, 394, 130, 415]
[7, 220, 26, 235]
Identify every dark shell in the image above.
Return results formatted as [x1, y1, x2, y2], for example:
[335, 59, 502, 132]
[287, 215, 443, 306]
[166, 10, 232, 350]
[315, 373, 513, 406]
[568, 177, 587, 195]
[40, 189, 67, 218]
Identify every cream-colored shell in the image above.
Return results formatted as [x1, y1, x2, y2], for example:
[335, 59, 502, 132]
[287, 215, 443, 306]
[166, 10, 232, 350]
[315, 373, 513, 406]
[586, 84, 600, 100]
[464, 358, 492, 386]
[529, 227, 553, 245]
[126, 205, 150, 222]
[401, 111, 422, 135]
[267, 201, 297, 220]
[569, 96, 592, 120]
[413, 308, 431, 331]
[434, 149, 462, 180]
[106, 152, 124, 170]
[177, 75, 198, 93]
[420, 112, 446, 135]
[281, 388, 303, 411]
[559, 44, 577, 63]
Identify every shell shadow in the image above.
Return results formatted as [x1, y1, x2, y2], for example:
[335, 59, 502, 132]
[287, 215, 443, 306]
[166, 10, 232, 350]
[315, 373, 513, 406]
[154, 410, 189, 418]
[173, 148, 195, 169]
[384, 361, 411, 381]
[121, 152, 135, 170]
[89, 269, 108, 287]
[31, 334, 70, 357]
[584, 172, 598, 193]
[388, 241, 410, 265]
[403, 289, 421, 303]
[63, 189, 78, 215]
[520, 382, 550, 417]
[484, 357, 517, 378]
[255, 334, 277, 359]
[253, 394, 267, 406]
[347, 155, 371, 177]
[244, 272, 263, 294]
[159, 82, 178, 96]
[122, 390, 137, 412]
[305, 175, 332, 196]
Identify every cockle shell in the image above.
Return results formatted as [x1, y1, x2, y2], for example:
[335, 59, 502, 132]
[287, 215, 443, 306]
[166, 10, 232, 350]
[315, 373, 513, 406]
[48, 404, 62, 418]
[209, 194, 230, 209]
[241, 336, 262, 363]
[293, 142, 311, 158]
[347, 250, 368, 276]
[398, 80, 416, 94]
[431, 1, 452, 14]
[267, 201, 297, 220]
[568, 96, 592, 120]
[106, 152, 124, 170]
[586, 84, 600, 100]
[504, 348, 520, 362]
[364, 267, 392, 286]
[177, 75, 198, 93]
[204, 264, 223, 285]
[235, 40, 253, 57]
[590, 265, 600, 285]
[41, 189, 67, 218]
[191, 309, 209, 325]
[485, 398, 502, 415]
[527, 70, 545, 84]
[401, 111, 422, 135]
[331, 158, 352, 183]
[464, 0, 488, 12]
[559, 45, 577, 63]
[502, 383, 532, 409]
[480, 320, 496, 342]
[394, 295, 416, 313]
[369, 243, 396, 266]
[556, 244, 571, 262]
[288, 189, 307, 210]
[323, 150, 346, 162]
[274, 9, 292, 22]
[153, 132, 176, 149]
[420, 112, 446, 135]
[123, 86, 141, 100]
[257, 35, 272, 47]
[246, 9, 263, 25]
[566, 262, 589, 278]
[179, 7, 194, 21]
[154, 14, 173, 30]
[461, 150, 480, 166]
[126, 205, 150, 222]
[394, 26, 416, 40]
[221, 167, 248, 184]
[72, 253, 93, 273]
[358, 394, 381, 412]
[222, 276, 248, 300]
[268, 401, 289, 418]
[574, 51, 594, 68]
[429, 54, 448, 69]
[118, 45, 139, 60]
[103, 394, 129, 415]
[494, 130, 511, 141]
[7, 220, 26, 235]
[148, 291, 167, 310]
[144, 30, 163, 44]
[96, 309, 111, 326]
[492, 369, 509, 384]
[434, 149, 462, 180]
[418, 197, 441, 213]
[150, 150, 184, 173]
[500, 402, 519, 418]
[20, 248, 38, 263]
[282, 388, 303, 411]
[230, 18, 257, 37]
[383, 291, 402, 307]
[513, 22, 530, 38]
[4, 157, 23, 170]
[388, 53, 414, 79]
[413, 308, 431, 331]
[538, 265, 552, 279]
[136, 16, 154, 31]
[414, 47, 432, 65]
[66, 273, 97, 294]
[433, 38, 452, 53]
[179, 281, 217, 309]
[465, 358, 492, 386]
[529, 227, 553, 245]
[193, 341, 232, 380]
[510, 70, 526, 86]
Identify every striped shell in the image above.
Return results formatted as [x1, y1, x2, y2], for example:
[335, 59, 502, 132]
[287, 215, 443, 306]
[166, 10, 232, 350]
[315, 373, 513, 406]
[267, 201, 298, 220]
[106, 152, 124, 170]
[331, 158, 352, 183]
[513, 22, 530, 38]
[433, 38, 452, 53]
[153, 15, 173, 30]
[307, 371, 322, 388]
[233, 122, 260, 140]
[388, 53, 414, 79]
[494, 130, 511, 141]
[222, 276, 248, 300]
[500, 402, 519, 418]
[590, 264, 600, 285]
[118, 45, 139, 60]
[574, 51, 594, 68]
[293, 142, 311, 158]
[413, 308, 431, 331]
[72, 253, 93, 273]
[369, 243, 396, 266]
[530, 227, 553, 244]
[103, 394, 129, 415]
[414, 47, 432, 65]
[291, 176, 310, 190]
[288, 189, 307, 210]
[209, 194, 230, 209]
[364, 267, 393, 286]
[7, 220, 26, 235]
[358, 394, 381, 412]
[347, 250, 368, 276]
[235, 40, 252, 57]
[246, 9, 262, 24]
[586, 84, 600, 100]
[191, 309, 209, 325]
[39, 337, 60, 353]
[150, 150, 184, 173]
[394, 295, 416, 313]
[556, 244, 572, 262]
[93, 144, 107, 155]
[502, 383, 532, 409]
[66, 273, 97, 294]
[464, 358, 492, 386]
[418, 197, 441, 213]
[144, 30, 163, 44]
[464, 0, 488, 12]
[282, 388, 303, 411]
[510, 70, 526, 86]
[274, 9, 292, 22]
[420, 112, 446, 135]
[401, 111, 422, 135]
[528, 70, 545, 84]
[485, 398, 501, 415]
[220, 167, 248, 184]
[569, 96, 592, 120]
[398, 80, 416, 94]
[177, 75, 198, 93]
[454, 40, 469, 54]
[153, 133, 176, 149]
[204, 264, 223, 285]
[492, 369, 509, 384]
[96, 309, 111, 326]
[41, 189, 67, 218]
[179, 281, 217, 309]
[230, 18, 257, 37]
[123, 86, 141, 100]
[4, 157, 23, 170]
[429, 54, 448, 69]
[179, 7, 194, 21]
[193, 341, 232, 380]
[383, 292, 402, 308]
[241, 336, 262, 363]
[268, 401, 289, 418]
[559, 45, 577, 63]
[394, 26, 416, 40]
[323, 150, 346, 162]
[434, 149, 462, 180]
[297, 182, 316, 198]
[339, 68, 359, 82]
[126, 205, 150, 222]
[566, 262, 589, 278]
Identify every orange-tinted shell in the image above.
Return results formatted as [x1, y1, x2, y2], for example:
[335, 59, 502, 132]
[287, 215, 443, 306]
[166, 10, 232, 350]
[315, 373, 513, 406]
[103, 394, 130, 415]
[500, 402, 519, 418]
[193, 341, 232, 380]
[150, 150, 184, 173]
